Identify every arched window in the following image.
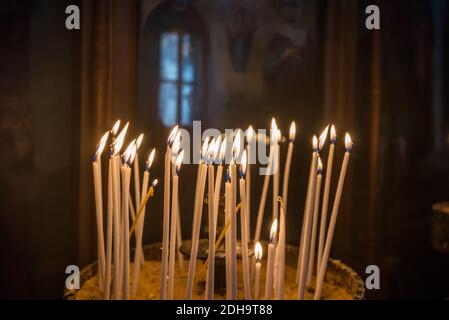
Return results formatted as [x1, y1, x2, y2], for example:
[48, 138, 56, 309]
[159, 31, 200, 127]
[142, 1, 207, 128]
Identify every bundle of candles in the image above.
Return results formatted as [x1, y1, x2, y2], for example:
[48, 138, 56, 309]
[91, 118, 353, 300]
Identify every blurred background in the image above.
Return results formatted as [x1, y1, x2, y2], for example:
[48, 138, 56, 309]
[0, 0, 448, 299]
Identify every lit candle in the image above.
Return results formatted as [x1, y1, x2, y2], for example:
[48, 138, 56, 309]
[205, 139, 218, 299]
[230, 131, 241, 299]
[133, 134, 144, 223]
[214, 137, 225, 225]
[314, 133, 353, 300]
[239, 150, 251, 299]
[224, 170, 232, 299]
[274, 196, 286, 300]
[297, 126, 328, 299]
[264, 218, 278, 300]
[92, 131, 109, 291]
[307, 158, 323, 287]
[167, 150, 184, 299]
[318, 125, 336, 276]
[254, 242, 262, 300]
[110, 122, 128, 299]
[246, 126, 254, 238]
[271, 118, 280, 221]
[132, 149, 155, 297]
[185, 138, 209, 299]
[160, 125, 178, 299]
[282, 122, 296, 213]
[121, 140, 137, 300]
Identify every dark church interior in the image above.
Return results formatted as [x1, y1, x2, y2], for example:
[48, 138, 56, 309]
[0, 0, 448, 300]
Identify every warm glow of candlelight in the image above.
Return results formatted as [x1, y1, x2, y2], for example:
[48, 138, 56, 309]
[201, 137, 210, 160]
[111, 120, 121, 136]
[232, 130, 242, 160]
[171, 133, 181, 156]
[167, 125, 179, 145]
[270, 218, 278, 243]
[255, 242, 263, 261]
[289, 122, 296, 142]
[122, 139, 136, 164]
[175, 150, 184, 174]
[345, 133, 353, 151]
[247, 126, 255, 143]
[136, 133, 144, 150]
[318, 125, 329, 151]
[206, 138, 216, 163]
[94, 131, 109, 161]
[146, 149, 156, 171]
[219, 137, 227, 163]
[312, 135, 318, 151]
[112, 122, 129, 155]
[240, 150, 247, 177]
[271, 118, 277, 130]
[212, 137, 221, 161]
[152, 179, 159, 187]
[128, 143, 137, 166]
[330, 125, 337, 143]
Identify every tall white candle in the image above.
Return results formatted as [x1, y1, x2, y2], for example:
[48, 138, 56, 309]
[297, 125, 328, 299]
[264, 219, 278, 300]
[314, 133, 353, 300]
[246, 126, 254, 239]
[239, 151, 251, 299]
[121, 141, 136, 300]
[160, 125, 178, 299]
[318, 125, 336, 275]
[254, 242, 262, 300]
[110, 122, 128, 299]
[254, 145, 272, 245]
[133, 134, 144, 224]
[224, 173, 232, 300]
[214, 137, 225, 226]
[275, 197, 286, 300]
[132, 149, 155, 297]
[104, 157, 113, 299]
[307, 159, 323, 287]
[92, 132, 108, 291]
[185, 138, 209, 299]
[206, 154, 216, 299]
[271, 119, 280, 221]
[168, 150, 183, 299]
[230, 131, 241, 299]
[282, 122, 296, 213]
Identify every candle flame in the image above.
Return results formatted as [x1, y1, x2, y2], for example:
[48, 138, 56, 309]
[345, 133, 353, 152]
[152, 179, 159, 187]
[270, 218, 278, 243]
[128, 143, 137, 166]
[212, 136, 221, 162]
[330, 125, 337, 143]
[206, 138, 216, 163]
[201, 137, 210, 160]
[255, 242, 263, 261]
[318, 157, 323, 174]
[271, 118, 277, 130]
[112, 122, 129, 155]
[111, 120, 121, 136]
[171, 133, 181, 156]
[136, 133, 144, 150]
[94, 131, 109, 161]
[122, 139, 136, 165]
[247, 125, 255, 142]
[167, 125, 179, 146]
[232, 130, 242, 160]
[219, 136, 227, 163]
[318, 125, 329, 151]
[240, 150, 247, 177]
[146, 148, 156, 171]
[175, 150, 184, 173]
[289, 122, 296, 141]
[312, 135, 318, 151]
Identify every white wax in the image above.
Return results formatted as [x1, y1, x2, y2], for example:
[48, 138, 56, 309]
[314, 151, 350, 300]
[92, 160, 106, 291]
[274, 203, 286, 300]
[120, 165, 131, 300]
[307, 173, 322, 287]
[104, 159, 113, 299]
[230, 163, 237, 299]
[111, 156, 121, 299]
[264, 242, 276, 300]
[160, 148, 171, 299]
[206, 165, 216, 299]
[167, 174, 179, 299]
[185, 163, 207, 299]
[318, 143, 335, 275]
[254, 261, 261, 300]
[239, 178, 251, 299]
[225, 181, 232, 300]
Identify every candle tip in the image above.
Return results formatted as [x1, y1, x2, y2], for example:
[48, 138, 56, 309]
[146, 148, 156, 171]
[255, 242, 263, 261]
[175, 150, 184, 174]
[167, 125, 179, 146]
[94, 131, 109, 161]
[330, 125, 337, 143]
[318, 157, 323, 175]
[239, 150, 247, 177]
[318, 125, 329, 151]
[345, 133, 353, 152]
[289, 122, 296, 142]
[152, 179, 159, 187]
[136, 133, 144, 150]
[270, 218, 278, 243]
[112, 122, 129, 155]
[111, 120, 121, 136]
